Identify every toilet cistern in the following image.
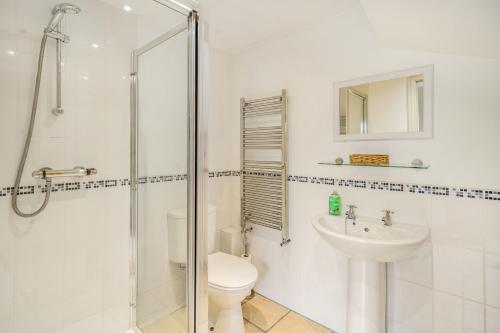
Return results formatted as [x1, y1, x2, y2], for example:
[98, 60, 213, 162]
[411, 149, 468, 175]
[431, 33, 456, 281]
[166, 205, 258, 333]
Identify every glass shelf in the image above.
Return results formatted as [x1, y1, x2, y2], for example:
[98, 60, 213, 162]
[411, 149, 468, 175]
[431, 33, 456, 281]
[318, 161, 430, 169]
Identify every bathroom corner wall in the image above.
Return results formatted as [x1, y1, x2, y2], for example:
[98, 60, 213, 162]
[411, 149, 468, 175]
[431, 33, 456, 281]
[207, 48, 242, 250]
[210, 5, 500, 333]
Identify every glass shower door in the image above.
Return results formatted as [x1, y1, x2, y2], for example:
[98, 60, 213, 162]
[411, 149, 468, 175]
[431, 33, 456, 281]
[130, 10, 199, 332]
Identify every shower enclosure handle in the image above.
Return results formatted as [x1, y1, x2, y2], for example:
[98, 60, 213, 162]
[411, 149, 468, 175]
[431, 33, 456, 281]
[32, 166, 97, 180]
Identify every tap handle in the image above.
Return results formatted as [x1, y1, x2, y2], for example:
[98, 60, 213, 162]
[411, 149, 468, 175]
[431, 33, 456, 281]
[346, 205, 357, 215]
[382, 209, 394, 215]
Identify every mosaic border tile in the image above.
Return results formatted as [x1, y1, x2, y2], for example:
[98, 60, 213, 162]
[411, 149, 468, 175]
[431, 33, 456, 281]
[0, 171, 240, 199]
[1, 170, 499, 202]
[287, 174, 500, 202]
[209, 170, 241, 178]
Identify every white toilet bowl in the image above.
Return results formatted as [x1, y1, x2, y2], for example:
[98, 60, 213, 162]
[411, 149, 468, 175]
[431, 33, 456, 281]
[208, 251, 258, 333]
[167, 206, 258, 333]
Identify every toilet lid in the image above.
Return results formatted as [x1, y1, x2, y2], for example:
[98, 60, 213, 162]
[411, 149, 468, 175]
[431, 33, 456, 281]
[208, 252, 258, 289]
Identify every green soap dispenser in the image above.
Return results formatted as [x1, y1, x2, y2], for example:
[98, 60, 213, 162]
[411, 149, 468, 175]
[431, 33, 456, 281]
[329, 191, 341, 216]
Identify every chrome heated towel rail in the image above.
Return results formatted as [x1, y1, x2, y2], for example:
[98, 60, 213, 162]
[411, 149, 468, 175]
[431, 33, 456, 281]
[240, 90, 290, 246]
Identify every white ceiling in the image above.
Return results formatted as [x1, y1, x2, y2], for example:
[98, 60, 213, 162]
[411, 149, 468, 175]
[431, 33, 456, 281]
[205, 0, 500, 59]
[360, 0, 500, 59]
[204, 0, 359, 53]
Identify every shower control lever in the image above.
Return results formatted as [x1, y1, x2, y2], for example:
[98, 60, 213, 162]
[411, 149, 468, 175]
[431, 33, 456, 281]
[32, 166, 97, 180]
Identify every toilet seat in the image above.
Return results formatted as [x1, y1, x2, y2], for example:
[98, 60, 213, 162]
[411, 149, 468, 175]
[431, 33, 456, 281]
[208, 252, 258, 290]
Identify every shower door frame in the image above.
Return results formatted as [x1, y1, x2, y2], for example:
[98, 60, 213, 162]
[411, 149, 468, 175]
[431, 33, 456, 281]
[130, 2, 206, 333]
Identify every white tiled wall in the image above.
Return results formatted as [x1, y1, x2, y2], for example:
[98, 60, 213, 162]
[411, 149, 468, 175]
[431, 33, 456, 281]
[207, 5, 500, 333]
[0, 1, 186, 332]
[207, 48, 242, 243]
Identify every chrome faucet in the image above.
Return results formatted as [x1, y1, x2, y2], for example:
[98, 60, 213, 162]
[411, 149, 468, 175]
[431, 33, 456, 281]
[345, 205, 357, 225]
[381, 209, 394, 226]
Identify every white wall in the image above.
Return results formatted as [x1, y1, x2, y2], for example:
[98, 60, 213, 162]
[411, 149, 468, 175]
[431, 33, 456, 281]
[206, 48, 242, 249]
[209, 5, 500, 332]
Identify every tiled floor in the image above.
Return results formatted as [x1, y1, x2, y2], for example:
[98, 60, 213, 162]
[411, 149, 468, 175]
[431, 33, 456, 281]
[242, 294, 333, 333]
[140, 307, 187, 333]
[139, 294, 333, 333]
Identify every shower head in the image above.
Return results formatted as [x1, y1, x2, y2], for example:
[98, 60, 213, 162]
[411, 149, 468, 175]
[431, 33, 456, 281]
[45, 3, 81, 33]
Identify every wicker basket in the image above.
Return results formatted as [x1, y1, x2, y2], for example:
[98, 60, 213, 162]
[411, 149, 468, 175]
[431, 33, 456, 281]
[349, 154, 389, 165]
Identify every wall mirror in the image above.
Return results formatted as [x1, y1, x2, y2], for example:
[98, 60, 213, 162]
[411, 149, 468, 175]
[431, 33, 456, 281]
[333, 65, 433, 141]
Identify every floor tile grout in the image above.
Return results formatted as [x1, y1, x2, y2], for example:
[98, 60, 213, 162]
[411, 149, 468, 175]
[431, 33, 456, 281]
[263, 309, 291, 332]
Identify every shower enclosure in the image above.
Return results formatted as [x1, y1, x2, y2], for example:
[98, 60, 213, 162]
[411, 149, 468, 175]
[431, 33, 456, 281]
[0, 1, 204, 332]
[130, 4, 205, 333]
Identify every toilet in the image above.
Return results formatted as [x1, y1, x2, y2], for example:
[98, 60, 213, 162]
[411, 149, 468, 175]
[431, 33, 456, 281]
[167, 205, 258, 333]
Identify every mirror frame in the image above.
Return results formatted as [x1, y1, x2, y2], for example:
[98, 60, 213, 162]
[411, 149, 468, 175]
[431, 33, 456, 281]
[333, 65, 434, 141]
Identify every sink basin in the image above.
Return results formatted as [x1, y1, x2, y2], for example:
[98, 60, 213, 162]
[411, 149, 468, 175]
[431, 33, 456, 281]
[312, 214, 430, 332]
[312, 214, 429, 262]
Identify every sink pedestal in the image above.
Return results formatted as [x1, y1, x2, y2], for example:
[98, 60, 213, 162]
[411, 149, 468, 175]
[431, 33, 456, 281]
[347, 259, 386, 333]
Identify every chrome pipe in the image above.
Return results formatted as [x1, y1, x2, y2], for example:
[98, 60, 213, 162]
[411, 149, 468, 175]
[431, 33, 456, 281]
[242, 130, 282, 134]
[243, 143, 283, 147]
[53, 23, 63, 116]
[243, 166, 282, 170]
[244, 173, 280, 178]
[243, 169, 282, 174]
[243, 144, 281, 149]
[243, 195, 282, 206]
[242, 181, 283, 189]
[243, 176, 282, 183]
[243, 164, 283, 170]
[243, 141, 283, 146]
[243, 95, 282, 104]
[245, 202, 281, 216]
[243, 160, 283, 165]
[246, 216, 281, 229]
[243, 106, 283, 112]
[243, 136, 282, 140]
[243, 132, 283, 136]
[243, 99, 282, 106]
[243, 187, 283, 196]
[243, 135, 283, 139]
[247, 219, 281, 230]
[243, 201, 282, 211]
[243, 125, 282, 131]
[243, 137, 282, 141]
[32, 166, 97, 179]
[243, 187, 283, 195]
[242, 176, 282, 182]
[243, 130, 282, 135]
[243, 183, 283, 191]
[243, 106, 283, 113]
[242, 110, 282, 118]
[243, 183, 282, 190]
[243, 182, 283, 189]
[245, 166, 283, 171]
[245, 209, 282, 220]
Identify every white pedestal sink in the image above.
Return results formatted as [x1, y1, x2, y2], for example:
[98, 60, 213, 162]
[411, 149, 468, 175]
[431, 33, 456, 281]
[312, 215, 429, 333]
